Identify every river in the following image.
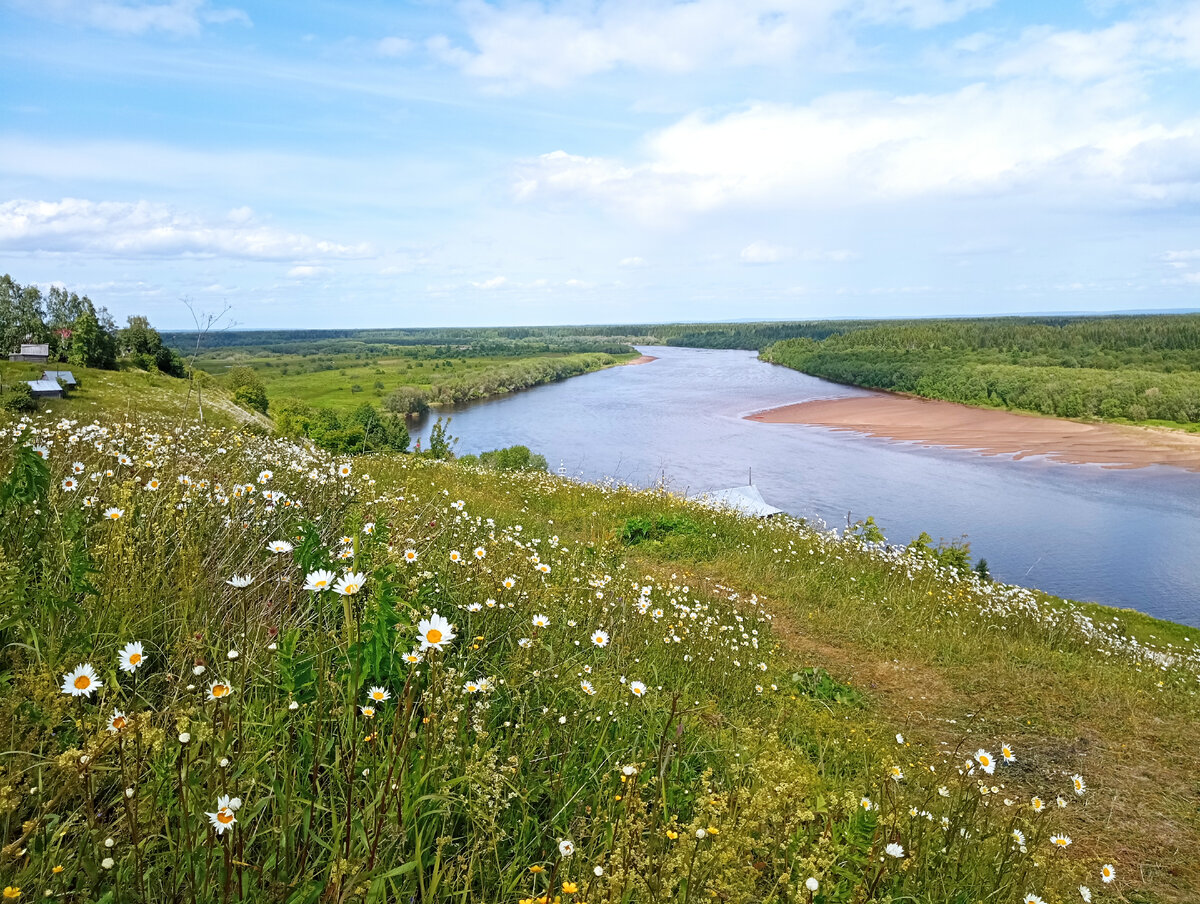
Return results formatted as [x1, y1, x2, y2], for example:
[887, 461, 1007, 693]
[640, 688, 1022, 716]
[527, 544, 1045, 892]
[413, 346, 1200, 626]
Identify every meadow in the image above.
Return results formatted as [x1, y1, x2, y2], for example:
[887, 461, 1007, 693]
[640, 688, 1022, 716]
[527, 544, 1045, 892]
[0, 409, 1195, 903]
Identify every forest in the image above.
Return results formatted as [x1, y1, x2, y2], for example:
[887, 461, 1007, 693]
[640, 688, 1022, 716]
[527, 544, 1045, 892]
[761, 315, 1200, 424]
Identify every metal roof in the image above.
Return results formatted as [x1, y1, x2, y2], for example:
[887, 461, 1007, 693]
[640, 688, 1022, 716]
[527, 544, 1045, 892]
[697, 485, 785, 518]
[42, 370, 77, 383]
[26, 380, 64, 393]
[19, 344, 50, 355]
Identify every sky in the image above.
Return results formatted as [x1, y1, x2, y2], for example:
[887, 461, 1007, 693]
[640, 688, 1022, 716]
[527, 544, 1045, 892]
[1, 0, 1199, 329]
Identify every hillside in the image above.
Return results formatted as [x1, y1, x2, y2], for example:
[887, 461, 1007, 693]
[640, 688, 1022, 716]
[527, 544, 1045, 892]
[0, 362, 272, 430]
[0, 411, 1195, 902]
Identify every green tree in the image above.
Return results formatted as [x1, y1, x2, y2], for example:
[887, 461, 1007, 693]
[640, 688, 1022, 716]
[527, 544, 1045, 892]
[227, 366, 269, 415]
[68, 308, 117, 370]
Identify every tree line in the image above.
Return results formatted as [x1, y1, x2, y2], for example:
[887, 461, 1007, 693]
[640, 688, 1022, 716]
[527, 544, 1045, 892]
[0, 274, 185, 376]
[762, 315, 1200, 424]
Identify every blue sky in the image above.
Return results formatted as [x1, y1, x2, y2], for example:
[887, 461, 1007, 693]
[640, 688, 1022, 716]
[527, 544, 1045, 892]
[2, 0, 1199, 329]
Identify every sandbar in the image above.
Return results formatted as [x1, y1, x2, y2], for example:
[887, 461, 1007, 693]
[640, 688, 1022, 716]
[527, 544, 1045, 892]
[746, 393, 1200, 472]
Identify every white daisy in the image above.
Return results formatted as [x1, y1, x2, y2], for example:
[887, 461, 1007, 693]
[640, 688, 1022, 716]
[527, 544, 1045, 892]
[61, 663, 102, 698]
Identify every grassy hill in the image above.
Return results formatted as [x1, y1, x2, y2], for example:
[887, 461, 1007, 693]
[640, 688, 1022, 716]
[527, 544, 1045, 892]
[0, 362, 272, 430]
[0, 410, 1195, 903]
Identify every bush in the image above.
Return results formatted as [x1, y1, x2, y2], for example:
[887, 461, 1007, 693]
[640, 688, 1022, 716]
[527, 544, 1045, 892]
[226, 366, 269, 415]
[1, 384, 37, 413]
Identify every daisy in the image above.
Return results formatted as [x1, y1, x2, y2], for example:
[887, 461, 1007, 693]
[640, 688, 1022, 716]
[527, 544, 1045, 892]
[449, 550, 462, 563]
[630, 681, 647, 697]
[1079, 887, 1092, 902]
[1071, 774, 1086, 796]
[462, 680, 479, 694]
[1024, 895, 1046, 904]
[591, 630, 610, 648]
[367, 686, 391, 703]
[884, 842, 904, 858]
[1031, 796, 1045, 812]
[418, 613, 455, 651]
[532, 614, 550, 628]
[333, 572, 366, 596]
[107, 709, 129, 733]
[536, 563, 551, 574]
[581, 680, 595, 695]
[267, 540, 293, 554]
[206, 795, 238, 835]
[72, 461, 85, 474]
[474, 546, 486, 559]
[61, 478, 78, 492]
[502, 577, 516, 590]
[860, 797, 873, 811]
[889, 765, 904, 782]
[403, 548, 418, 563]
[61, 663, 102, 698]
[1100, 864, 1115, 883]
[975, 750, 996, 775]
[145, 478, 161, 491]
[558, 840, 575, 858]
[1050, 834, 1072, 848]
[517, 637, 532, 648]
[226, 575, 254, 588]
[102, 507, 124, 520]
[303, 569, 336, 592]
[363, 522, 375, 534]
[119, 641, 146, 672]
[339, 536, 353, 546]
[1011, 829, 1026, 845]
[258, 470, 272, 483]
[465, 601, 482, 612]
[403, 651, 423, 664]
[1001, 744, 1016, 763]
[360, 705, 376, 718]
[208, 680, 233, 701]
[338, 463, 352, 477]
[32, 445, 49, 459]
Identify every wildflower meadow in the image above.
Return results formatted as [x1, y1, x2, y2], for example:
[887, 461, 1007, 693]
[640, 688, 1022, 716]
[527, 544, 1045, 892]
[0, 414, 1194, 902]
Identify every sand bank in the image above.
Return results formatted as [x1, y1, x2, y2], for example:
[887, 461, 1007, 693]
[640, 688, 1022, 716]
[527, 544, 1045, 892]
[746, 393, 1200, 472]
[625, 355, 658, 365]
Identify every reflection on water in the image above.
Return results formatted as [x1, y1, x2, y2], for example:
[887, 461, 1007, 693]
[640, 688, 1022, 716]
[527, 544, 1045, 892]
[413, 346, 1200, 625]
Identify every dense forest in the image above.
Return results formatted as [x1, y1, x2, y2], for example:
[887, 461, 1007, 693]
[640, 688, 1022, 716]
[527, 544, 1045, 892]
[761, 316, 1200, 424]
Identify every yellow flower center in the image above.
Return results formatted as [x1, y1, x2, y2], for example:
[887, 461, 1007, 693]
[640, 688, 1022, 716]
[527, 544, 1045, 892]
[74, 675, 91, 690]
[344, 583, 358, 594]
[213, 684, 228, 697]
[217, 809, 234, 824]
[427, 628, 443, 644]
[129, 653, 141, 665]
[112, 716, 126, 730]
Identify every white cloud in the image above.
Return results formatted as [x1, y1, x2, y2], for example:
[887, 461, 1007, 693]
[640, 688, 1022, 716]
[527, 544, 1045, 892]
[377, 36, 413, 57]
[515, 82, 1200, 219]
[471, 275, 508, 289]
[435, 0, 993, 89]
[286, 265, 331, 279]
[618, 256, 646, 267]
[0, 198, 373, 261]
[14, 0, 250, 36]
[740, 241, 791, 263]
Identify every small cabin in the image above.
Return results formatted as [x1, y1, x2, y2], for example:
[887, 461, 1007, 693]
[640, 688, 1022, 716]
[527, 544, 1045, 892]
[42, 370, 77, 389]
[9, 343, 49, 363]
[26, 379, 64, 399]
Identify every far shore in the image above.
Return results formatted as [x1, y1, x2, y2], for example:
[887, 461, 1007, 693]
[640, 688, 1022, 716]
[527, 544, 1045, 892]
[746, 392, 1200, 472]
[625, 354, 658, 365]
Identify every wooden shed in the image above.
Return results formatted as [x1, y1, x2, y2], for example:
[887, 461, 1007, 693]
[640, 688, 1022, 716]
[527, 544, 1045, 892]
[9, 343, 50, 363]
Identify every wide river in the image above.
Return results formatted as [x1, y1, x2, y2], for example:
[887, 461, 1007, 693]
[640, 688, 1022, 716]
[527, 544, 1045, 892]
[413, 346, 1200, 626]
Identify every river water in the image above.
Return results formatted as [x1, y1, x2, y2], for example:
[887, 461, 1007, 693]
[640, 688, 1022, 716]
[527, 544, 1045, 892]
[413, 346, 1200, 626]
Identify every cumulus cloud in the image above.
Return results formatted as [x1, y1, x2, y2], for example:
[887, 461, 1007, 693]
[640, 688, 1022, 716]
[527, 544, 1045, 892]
[13, 0, 251, 36]
[740, 241, 791, 263]
[286, 265, 331, 279]
[514, 80, 1200, 219]
[433, 0, 993, 89]
[618, 256, 646, 267]
[0, 199, 373, 261]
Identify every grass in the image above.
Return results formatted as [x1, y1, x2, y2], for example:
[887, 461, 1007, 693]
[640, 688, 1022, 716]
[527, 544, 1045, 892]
[0, 362, 268, 430]
[0, 410, 1195, 902]
[193, 349, 637, 412]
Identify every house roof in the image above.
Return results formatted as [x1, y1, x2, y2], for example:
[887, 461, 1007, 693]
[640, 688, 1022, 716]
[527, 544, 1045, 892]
[42, 370, 77, 383]
[697, 484, 785, 518]
[19, 344, 50, 355]
[26, 380, 63, 393]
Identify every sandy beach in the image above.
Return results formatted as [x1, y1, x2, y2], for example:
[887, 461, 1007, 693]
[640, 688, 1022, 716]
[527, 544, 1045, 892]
[746, 393, 1200, 472]
[625, 355, 658, 365]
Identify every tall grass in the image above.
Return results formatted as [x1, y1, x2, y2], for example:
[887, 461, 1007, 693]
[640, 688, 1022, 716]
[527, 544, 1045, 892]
[0, 414, 1172, 902]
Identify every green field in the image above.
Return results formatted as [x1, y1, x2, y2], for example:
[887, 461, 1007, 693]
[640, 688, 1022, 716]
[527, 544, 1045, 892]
[0, 405, 1195, 902]
[192, 348, 637, 412]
